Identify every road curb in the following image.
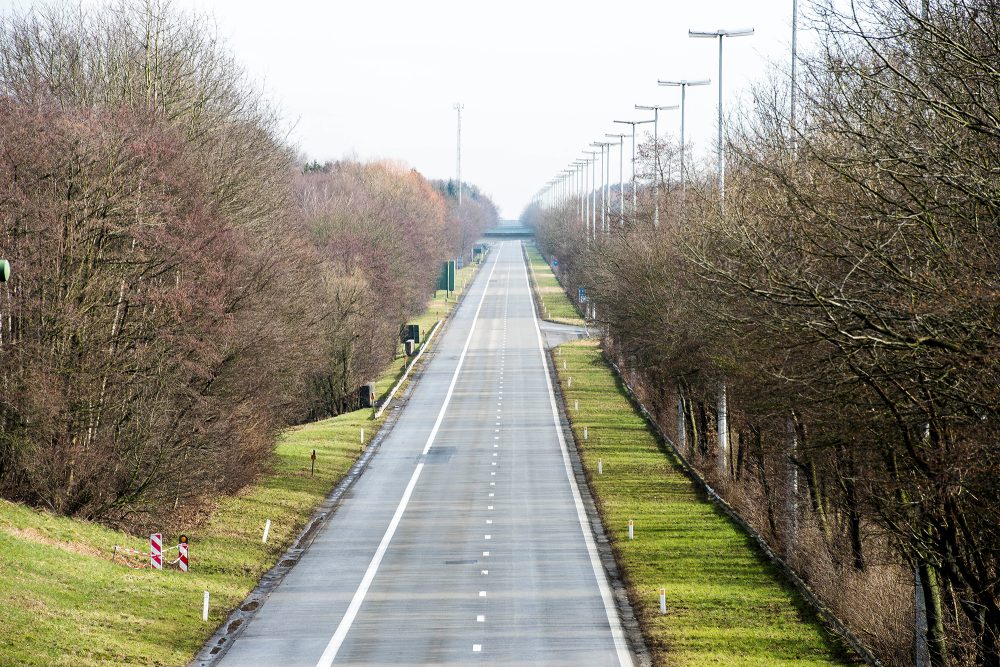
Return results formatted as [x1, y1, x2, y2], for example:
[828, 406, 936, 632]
[545, 353, 652, 667]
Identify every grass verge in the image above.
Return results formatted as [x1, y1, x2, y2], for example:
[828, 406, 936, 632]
[554, 339, 858, 666]
[524, 243, 585, 326]
[0, 259, 483, 666]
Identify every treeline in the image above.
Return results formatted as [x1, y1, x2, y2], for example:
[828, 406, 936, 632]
[0, 2, 496, 528]
[527, 1, 998, 664]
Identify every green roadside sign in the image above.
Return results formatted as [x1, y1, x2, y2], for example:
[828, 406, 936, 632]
[437, 260, 455, 292]
[0, 259, 9, 283]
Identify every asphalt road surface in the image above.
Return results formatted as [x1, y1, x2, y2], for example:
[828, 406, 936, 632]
[216, 241, 633, 666]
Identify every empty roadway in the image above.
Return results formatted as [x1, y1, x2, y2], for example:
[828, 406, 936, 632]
[215, 241, 633, 666]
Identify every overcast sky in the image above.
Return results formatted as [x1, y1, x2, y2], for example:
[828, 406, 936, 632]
[2, 0, 802, 217]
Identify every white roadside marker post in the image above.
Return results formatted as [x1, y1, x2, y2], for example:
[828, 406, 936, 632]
[563, 360, 567, 370]
[575, 399, 579, 412]
[660, 588, 667, 614]
[203, 591, 210, 621]
[628, 520, 634, 540]
[584, 426, 588, 441]
[568, 376, 572, 388]
[361, 429, 364, 446]
[598, 458, 603, 475]
[262, 519, 271, 544]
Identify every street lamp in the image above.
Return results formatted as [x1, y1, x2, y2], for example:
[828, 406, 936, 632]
[583, 150, 600, 241]
[634, 104, 678, 227]
[591, 141, 613, 234]
[606, 133, 630, 227]
[688, 28, 754, 205]
[613, 119, 655, 218]
[657, 79, 711, 192]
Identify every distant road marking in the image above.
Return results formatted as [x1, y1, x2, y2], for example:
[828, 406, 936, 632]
[314, 244, 502, 667]
[519, 244, 635, 667]
[473, 644, 482, 652]
[477, 615, 485, 623]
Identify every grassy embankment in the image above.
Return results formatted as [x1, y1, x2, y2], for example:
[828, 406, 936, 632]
[554, 340, 857, 666]
[0, 261, 481, 667]
[524, 243, 586, 326]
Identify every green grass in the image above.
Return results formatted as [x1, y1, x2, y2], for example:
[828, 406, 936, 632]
[0, 260, 484, 667]
[0, 409, 376, 666]
[524, 243, 586, 326]
[554, 340, 856, 666]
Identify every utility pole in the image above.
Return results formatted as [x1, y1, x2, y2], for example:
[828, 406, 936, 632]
[657, 79, 710, 192]
[613, 119, 654, 219]
[453, 103, 464, 205]
[634, 104, 678, 227]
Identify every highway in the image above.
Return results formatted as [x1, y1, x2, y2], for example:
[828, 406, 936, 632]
[215, 241, 633, 666]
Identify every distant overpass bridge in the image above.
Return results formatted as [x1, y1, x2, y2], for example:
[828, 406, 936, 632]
[484, 219, 534, 238]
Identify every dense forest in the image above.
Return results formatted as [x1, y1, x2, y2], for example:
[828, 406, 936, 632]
[0, 2, 496, 528]
[526, 1, 999, 664]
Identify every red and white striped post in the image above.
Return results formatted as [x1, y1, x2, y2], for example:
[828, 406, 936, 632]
[178, 542, 189, 572]
[150, 533, 162, 570]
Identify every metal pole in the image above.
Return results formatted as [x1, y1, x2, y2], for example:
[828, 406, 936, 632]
[454, 103, 463, 205]
[791, 0, 798, 148]
[680, 84, 687, 190]
[718, 34, 724, 201]
[601, 143, 611, 234]
[654, 107, 659, 227]
[631, 132, 636, 216]
[659, 80, 710, 192]
[618, 135, 624, 226]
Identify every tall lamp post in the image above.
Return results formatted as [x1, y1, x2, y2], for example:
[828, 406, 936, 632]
[634, 104, 678, 227]
[591, 141, 613, 234]
[613, 119, 654, 218]
[688, 27, 753, 479]
[657, 79, 711, 192]
[584, 150, 600, 241]
[606, 133, 630, 227]
[688, 28, 754, 206]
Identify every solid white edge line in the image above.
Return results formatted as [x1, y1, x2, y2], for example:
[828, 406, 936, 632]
[519, 242, 634, 667]
[315, 243, 503, 667]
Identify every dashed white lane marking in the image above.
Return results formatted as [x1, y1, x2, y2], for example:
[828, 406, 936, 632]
[314, 245, 502, 667]
[481, 569, 489, 575]
[473, 644, 482, 653]
[483, 551, 490, 556]
[477, 615, 485, 623]
[490, 481, 495, 486]
[480, 590, 487, 596]
[489, 492, 494, 497]
[520, 246, 634, 667]
[488, 505, 493, 510]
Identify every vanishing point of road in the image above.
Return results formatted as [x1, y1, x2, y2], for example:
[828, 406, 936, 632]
[215, 241, 635, 666]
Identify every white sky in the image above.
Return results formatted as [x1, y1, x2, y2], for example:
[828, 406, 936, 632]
[2, 0, 803, 217]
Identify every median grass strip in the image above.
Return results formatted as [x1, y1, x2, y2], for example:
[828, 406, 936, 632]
[555, 340, 857, 666]
[0, 260, 483, 666]
[525, 243, 586, 326]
